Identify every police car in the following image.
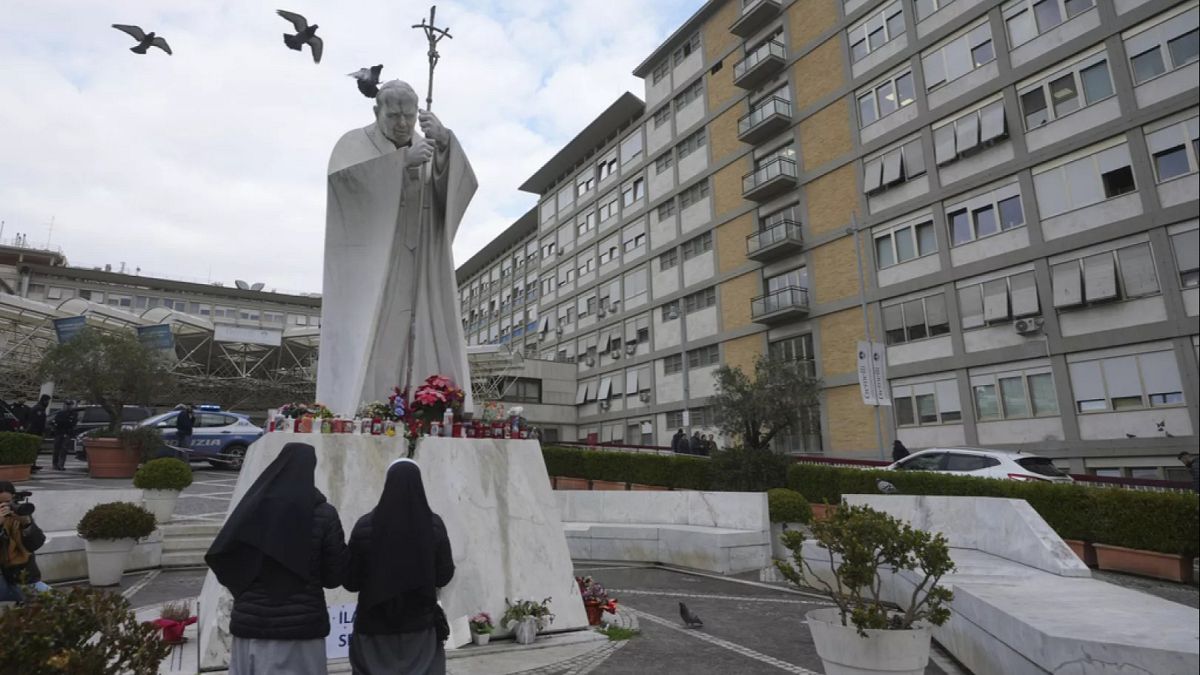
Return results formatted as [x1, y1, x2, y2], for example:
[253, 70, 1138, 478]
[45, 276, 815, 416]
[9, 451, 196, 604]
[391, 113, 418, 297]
[137, 405, 263, 470]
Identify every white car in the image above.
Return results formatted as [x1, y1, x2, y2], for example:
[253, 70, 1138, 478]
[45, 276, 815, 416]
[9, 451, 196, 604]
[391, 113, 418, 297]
[887, 447, 1073, 483]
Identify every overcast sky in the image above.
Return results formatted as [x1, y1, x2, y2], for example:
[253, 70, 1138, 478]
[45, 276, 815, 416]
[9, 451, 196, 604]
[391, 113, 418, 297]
[0, 1, 699, 294]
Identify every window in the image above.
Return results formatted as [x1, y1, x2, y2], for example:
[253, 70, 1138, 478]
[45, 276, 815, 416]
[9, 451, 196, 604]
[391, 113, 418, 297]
[620, 130, 644, 165]
[1005, 0, 1095, 48]
[653, 106, 672, 129]
[679, 181, 710, 209]
[663, 354, 684, 375]
[677, 129, 707, 159]
[1033, 140, 1135, 218]
[655, 152, 674, 175]
[958, 270, 1040, 328]
[1069, 348, 1185, 412]
[683, 287, 717, 314]
[622, 222, 647, 253]
[882, 294, 950, 344]
[1051, 242, 1160, 308]
[849, 1, 906, 63]
[1144, 115, 1200, 183]
[893, 378, 962, 426]
[1124, 7, 1200, 85]
[1018, 52, 1113, 129]
[659, 248, 679, 271]
[540, 238, 556, 259]
[681, 232, 713, 260]
[858, 70, 915, 126]
[972, 367, 1059, 420]
[651, 61, 670, 85]
[687, 345, 720, 368]
[672, 32, 700, 65]
[674, 79, 704, 111]
[874, 219, 936, 268]
[947, 187, 1024, 246]
[598, 192, 619, 222]
[896, 453, 946, 470]
[769, 334, 816, 375]
[621, 177, 646, 207]
[576, 171, 595, 198]
[657, 199, 676, 220]
[598, 237, 620, 266]
[934, 99, 1008, 167]
[661, 299, 681, 321]
[915, 0, 955, 21]
[1170, 228, 1199, 288]
[577, 212, 596, 238]
[922, 22, 994, 91]
[624, 268, 648, 302]
[863, 138, 925, 195]
[598, 156, 618, 182]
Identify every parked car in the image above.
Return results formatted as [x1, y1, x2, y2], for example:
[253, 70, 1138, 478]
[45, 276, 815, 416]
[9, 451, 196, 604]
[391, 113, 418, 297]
[132, 408, 263, 470]
[51, 404, 154, 441]
[887, 447, 1073, 483]
[0, 400, 22, 432]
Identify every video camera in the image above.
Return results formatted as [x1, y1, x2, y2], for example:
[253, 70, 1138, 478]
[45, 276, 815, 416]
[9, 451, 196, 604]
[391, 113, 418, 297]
[6, 490, 34, 518]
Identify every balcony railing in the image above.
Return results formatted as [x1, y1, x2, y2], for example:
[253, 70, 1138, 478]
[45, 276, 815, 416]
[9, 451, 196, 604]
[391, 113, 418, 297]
[731, 0, 783, 37]
[751, 286, 810, 323]
[733, 40, 786, 89]
[746, 220, 804, 261]
[738, 96, 792, 144]
[742, 157, 798, 201]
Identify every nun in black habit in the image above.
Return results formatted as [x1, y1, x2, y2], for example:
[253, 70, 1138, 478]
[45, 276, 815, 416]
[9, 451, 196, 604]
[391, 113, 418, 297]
[346, 458, 455, 675]
[205, 443, 349, 675]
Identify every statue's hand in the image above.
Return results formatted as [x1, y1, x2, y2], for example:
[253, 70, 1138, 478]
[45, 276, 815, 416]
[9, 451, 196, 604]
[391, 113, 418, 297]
[406, 138, 435, 168]
[418, 110, 450, 147]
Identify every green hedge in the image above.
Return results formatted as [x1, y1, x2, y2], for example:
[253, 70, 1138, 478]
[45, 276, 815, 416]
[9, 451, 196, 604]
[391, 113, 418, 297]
[77, 502, 158, 540]
[767, 488, 811, 524]
[786, 463, 1199, 556]
[0, 432, 41, 465]
[133, 458, 193, 491]
[542, 446, 715, 490]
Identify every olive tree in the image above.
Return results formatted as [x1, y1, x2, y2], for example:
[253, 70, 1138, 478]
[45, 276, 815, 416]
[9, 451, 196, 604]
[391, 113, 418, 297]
[711, 354, 821, 452]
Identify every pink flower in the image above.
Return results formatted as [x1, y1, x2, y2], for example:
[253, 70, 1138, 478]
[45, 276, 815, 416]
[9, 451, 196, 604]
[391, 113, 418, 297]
[426, 375, 452, 389]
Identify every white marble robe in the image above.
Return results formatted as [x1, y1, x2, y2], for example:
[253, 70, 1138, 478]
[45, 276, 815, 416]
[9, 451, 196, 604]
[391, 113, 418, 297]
[317, 123, 476, 416]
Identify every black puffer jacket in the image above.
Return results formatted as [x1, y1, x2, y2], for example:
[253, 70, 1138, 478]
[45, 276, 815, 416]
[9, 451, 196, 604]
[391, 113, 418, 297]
[344, 512, 454, 635]
[229, 495, 348, 640]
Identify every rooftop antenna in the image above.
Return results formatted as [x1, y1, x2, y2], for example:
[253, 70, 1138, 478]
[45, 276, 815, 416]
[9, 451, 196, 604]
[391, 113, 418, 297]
[46, 216, 55, 248]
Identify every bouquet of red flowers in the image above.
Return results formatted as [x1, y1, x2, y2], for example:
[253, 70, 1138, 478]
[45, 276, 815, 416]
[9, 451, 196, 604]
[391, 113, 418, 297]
[409, 375, 466, 424]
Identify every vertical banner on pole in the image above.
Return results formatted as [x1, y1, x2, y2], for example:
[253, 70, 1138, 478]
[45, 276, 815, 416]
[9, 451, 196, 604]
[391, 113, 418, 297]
[857, 341, 877, 405]
[870, 341, 891, 406]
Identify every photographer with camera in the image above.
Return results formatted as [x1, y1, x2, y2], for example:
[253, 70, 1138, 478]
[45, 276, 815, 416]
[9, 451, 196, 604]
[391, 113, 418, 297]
[0, 481, 48, 602]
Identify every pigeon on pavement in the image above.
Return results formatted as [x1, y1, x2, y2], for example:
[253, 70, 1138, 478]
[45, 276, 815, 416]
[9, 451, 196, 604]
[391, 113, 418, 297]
[277, 10, 323, 63]
[348, 64, 384, 98]
[112, 24, 172, 55]
[679, 602, 703, 628]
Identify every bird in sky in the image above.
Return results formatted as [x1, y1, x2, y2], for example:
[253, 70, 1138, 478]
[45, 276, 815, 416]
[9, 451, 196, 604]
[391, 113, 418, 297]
[111, 24, 172, 55]
[277, 10, 323, 64]
[679, 602, 703, 628]
[348, 64, 384, 98]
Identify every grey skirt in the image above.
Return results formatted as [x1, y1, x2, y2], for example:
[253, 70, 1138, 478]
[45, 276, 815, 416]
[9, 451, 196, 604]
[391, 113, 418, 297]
[349, 627, 445, 675]
[229, 637, 327, 675]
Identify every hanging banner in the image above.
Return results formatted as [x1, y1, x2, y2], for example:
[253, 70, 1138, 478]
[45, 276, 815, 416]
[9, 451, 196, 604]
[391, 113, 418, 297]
[53, 315, 87, 343]
[137, 324, 175, 352]
[870, 341, 891, 406]
[857, 340, 877, 405]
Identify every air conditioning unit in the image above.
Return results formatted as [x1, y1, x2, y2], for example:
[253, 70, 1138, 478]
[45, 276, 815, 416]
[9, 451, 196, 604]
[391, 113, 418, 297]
[599, 400, 611, 411]
[1013, 316, 1044, 335]
[625, 342, 637, 356]
[610, 349, 621, 360]
[638, 391, 651, 403]
[556, 327, 564, 336]
[585, 356, 596, 367]
[667, 307, 680, 320]
[597, 309, 607, 318]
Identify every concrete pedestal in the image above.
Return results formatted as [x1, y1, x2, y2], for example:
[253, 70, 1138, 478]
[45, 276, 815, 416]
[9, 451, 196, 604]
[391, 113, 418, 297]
[197, 433, 587, 670]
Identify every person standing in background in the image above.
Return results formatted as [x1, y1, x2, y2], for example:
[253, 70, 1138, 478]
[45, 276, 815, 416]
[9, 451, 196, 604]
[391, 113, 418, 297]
[51, 402, 77, 471]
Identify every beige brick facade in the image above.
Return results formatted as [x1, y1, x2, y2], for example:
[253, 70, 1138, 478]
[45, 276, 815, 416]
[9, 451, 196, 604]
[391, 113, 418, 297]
[722, 332, 764, 376]
[719, 272, 759, 330]
[818, 308, 867, 376]
[716, 213, 755, 274]
[704, 0, 741, 65]
[709, 105, 744, 164]
[712, 158, 749, 219]
[787, 0, 839, 53]
[825, 384, 883, 458]
[792, 38, 844, 110]
[799, 99, 852, 171]
[706, 46, 739, 111]
[804, 163, 859, 236]
[810, 235, 861, 304]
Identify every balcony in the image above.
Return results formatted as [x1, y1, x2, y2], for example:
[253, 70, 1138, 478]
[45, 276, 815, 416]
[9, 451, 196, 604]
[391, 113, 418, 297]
[742, 157, 798, 201]
[738, 96, 792, 145]
[733, 40, 786, 90]
[746, 220, 804, 262]
[731, 0, 782, 38]
[751, 286, 810, 324]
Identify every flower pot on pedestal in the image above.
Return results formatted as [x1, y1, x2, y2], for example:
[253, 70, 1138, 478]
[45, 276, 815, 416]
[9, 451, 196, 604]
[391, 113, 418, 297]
[0, 432, 39, 481]
[1094, 543, 1195, 583]
[85, 437, 140, 479]
[512, 617, 539, 645]
[472, 632, 490, 646]
[0, 464, 32, 481]
[84, 538, 136, 586]
[141, 489, 180, 524]
[807, 607, 932, 675]
[134, 458, 193, 524]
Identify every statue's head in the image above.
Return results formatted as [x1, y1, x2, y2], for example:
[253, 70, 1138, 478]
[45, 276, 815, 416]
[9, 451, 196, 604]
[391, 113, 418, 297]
[374, 80, 419, 147]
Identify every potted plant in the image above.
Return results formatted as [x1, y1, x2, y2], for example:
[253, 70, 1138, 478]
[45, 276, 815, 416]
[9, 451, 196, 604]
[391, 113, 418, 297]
[767, 488, 812, 560]
[576, 576, 618, 626]
[776, 504, 955, 675]
[151, 600, 197, 644]
[502, 597, 555, 645]
[468, 612, 494, 646]
[0, 585, 171, 673]
[0, 432, 41, 481]
[77, 501, 157, 586]
[37, 328, 173, 478]
[134, 457, 193, 524]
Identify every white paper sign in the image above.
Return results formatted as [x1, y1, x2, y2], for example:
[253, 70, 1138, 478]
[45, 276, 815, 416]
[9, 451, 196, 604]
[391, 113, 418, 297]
[857, 341, 877, 405]
[326, 602, 357, 659]
[870, 341, 891, 406]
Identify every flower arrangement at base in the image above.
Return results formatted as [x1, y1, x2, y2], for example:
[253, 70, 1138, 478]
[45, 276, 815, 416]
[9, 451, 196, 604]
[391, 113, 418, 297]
[469, 612, 494, 635]
[151, 600, 197, 644]
[576, 576, 618, 626]
[410, 375, 466, 424]
[278, 403, 332, 419]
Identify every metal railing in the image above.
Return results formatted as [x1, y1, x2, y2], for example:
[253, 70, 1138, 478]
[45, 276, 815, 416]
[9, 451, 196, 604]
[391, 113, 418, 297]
[738, 96, 792, 136]
[742, 157, 797, 193]
[733, 39, 785, 81]
[751, 286, 809, 317]
[747, 220, 803, 254]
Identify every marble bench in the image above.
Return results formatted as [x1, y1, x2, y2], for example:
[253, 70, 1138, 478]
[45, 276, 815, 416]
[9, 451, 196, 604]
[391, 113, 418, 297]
[800, 495, 1199, 675]
[555, 490, 770, 574]
[25, 488, 162, 583]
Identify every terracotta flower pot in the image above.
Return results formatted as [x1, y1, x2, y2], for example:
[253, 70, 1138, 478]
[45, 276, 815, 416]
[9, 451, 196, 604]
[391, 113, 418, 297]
[1064, 539, 1097, 567]
[590, 479, 627, 491]
[1094, 543, 1195, 583]
[630, 483, 669, 491]
[85, 437, 141, 479]
[584, 600, 604, 626]
[0, 464, 32, 481]
[553, 477, 589, 490]
[810, 503, 838, 522]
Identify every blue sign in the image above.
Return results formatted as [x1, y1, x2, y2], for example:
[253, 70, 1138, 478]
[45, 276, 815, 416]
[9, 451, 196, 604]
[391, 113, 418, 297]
[137, 324, 174, 351]
[53, 316, 87, 343]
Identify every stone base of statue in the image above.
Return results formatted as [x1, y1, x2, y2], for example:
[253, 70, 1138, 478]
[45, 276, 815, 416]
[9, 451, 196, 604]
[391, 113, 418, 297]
[196, 433, 588, 670]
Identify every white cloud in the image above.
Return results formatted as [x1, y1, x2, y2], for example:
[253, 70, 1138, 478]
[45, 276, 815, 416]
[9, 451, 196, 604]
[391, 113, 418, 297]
[0, 0, 698, 293]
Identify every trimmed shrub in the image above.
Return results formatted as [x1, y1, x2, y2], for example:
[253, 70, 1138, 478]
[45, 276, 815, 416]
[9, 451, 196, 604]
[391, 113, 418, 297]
[709, 446, 789, 491]
[542, 446, 715, 490]
[767, 488, 811, 524]
[133, 457, 193, 491]
[0, 432, 41, 465]
[77, 502, 157, 540]
[786, 463, 1199, 556]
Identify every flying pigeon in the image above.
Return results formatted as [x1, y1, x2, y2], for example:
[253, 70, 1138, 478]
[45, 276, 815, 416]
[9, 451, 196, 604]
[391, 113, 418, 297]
[877, 479, 899, 494]
[679, 602, 703, 628]
[348, 64, 384, 98]
[277, 10, 323, 63]
[112, 24, 172, 55]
